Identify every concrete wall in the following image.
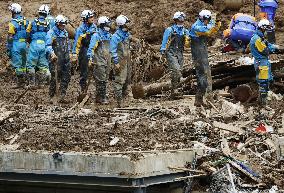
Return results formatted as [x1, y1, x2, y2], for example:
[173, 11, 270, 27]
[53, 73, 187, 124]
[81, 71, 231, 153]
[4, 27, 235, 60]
[0, 150, 195, 178]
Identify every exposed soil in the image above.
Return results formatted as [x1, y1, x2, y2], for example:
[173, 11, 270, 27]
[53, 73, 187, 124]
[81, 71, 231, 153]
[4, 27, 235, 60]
[0, 0, 284, 190]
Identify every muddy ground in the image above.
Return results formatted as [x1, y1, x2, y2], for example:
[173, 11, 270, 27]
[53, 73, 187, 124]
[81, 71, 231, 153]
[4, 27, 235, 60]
[0, 0, 284, 191]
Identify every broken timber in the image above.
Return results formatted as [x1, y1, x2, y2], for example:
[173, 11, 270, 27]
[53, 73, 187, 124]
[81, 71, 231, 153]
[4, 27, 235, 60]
[138, 59, 284, 98]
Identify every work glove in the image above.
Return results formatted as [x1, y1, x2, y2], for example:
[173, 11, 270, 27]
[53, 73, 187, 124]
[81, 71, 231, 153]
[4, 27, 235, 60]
[71, 54, 78, 64]
[274, 45, 284, 54]
[274, 45, 280, 50]
[50, 52, 58, 62]
[184, 36, 191, 48]
[216, 21, 222, 28]
[88, 59, 93, 68]
[114, 63, 121, 74]
[159, 50, 167, 64]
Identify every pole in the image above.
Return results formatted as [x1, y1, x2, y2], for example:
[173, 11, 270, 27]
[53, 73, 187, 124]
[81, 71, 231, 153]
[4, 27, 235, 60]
[254, 0, 256, 17]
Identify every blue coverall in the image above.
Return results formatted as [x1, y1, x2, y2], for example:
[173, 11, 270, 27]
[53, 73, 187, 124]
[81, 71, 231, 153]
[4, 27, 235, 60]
[258, 0, 279, 43]
[110, 28, 131, 102]
[249, 29, 277, 103]
[225, 13, 257, 52]
[7, 14, 29, 77]
[87, 27, 111, 100]
[160, 24, 189, 90]
[46, 26, 71, 98]
[258, 0, 279, 23]
[26, 15, 50, 83]
[189, 18, 221, 101]
[72, 22, 97, 91]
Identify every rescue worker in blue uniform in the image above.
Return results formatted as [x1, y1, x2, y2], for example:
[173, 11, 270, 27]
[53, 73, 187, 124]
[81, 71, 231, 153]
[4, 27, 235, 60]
[249, 19, 279, 105]
[258, 0, 279, 43]
[46, 13, 56, 30]
[87, 16, 112, 104]
[26, 5, 51, 87]
[110, 15, 132, 107]
[72, 10, 97, 93]
[222, 13, 257, 53]
[7, 3, 29, 87]
[46, 15, 71, 103]
[160, 12, 190, 97]
[189, 10, 221, 107]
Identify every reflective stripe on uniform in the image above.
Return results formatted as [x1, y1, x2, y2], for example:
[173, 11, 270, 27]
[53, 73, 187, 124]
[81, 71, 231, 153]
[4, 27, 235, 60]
[255, 38, 267, 52]
[36, 40, 45, 44]
[16, 68, 26, 73]
[196, 22, 221, 37]
[75, 34, 86, 55]
[26, 23, 32, 33]
[8, 23, 16, 34]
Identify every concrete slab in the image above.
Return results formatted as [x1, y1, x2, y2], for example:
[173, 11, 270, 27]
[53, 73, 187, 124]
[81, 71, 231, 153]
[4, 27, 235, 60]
[0, 150, 195, 178]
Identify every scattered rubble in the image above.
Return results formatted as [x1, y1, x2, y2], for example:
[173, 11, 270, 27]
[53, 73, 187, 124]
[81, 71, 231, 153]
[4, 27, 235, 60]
[0, 91, 284, 191]
[0, 0, 284, 192]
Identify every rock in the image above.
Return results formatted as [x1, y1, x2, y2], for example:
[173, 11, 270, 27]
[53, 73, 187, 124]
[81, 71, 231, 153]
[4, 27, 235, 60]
[110, 137, 120, 146]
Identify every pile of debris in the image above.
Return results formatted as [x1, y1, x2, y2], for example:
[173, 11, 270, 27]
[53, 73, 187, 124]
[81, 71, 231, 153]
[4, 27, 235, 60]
[132, 52, 284, 100]
[0, 88, 284, 191]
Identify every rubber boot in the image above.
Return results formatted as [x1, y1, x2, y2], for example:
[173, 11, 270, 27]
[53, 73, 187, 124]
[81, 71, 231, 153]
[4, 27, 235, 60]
[95, 93, 102, 104]
[194, 94, 204, 107]
[41, 71, 51, 86]
[27, 72, 36, 89]
[205, 92, 215, 104]
[116, 99, 122, 108]
[35, 72, 42, 89]
[59, 94, 68, 104]
[122, 83, 128, 98]
[80, 84, 87, 94]
[49, 96, 54, 104]
[16, 74, 26, 88]
[259, 92, 267, 106]
[115, 91, 123, 107]
[101, 84, 109, 105]
[95, 83, 103, 104]
[259, 83, 269, 106]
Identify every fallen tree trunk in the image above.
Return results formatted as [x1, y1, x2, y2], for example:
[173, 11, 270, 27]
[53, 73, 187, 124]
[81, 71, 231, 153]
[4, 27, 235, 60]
[144, 81, 171, 97]
[136, 59, 284, 98]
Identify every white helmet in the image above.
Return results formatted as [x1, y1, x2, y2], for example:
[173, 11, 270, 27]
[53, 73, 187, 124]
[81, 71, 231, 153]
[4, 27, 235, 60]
[199, 10, 212, 20]
[258, 19, 272, 30]
[173, 12, 186, 21]
[116, 15, 130, 26]
[98, 16, 111, 26]
[81, 10, 95, 21]
[9, 3, 22, 14]
[55, 15, 67, 25]
[38, 4, 50, 15]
